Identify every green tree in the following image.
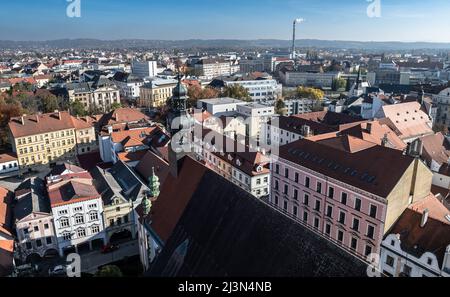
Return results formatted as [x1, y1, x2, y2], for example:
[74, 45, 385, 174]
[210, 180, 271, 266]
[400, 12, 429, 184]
[95, 265, 123, 277]
[275, 99, 287, 116]
[222, 85, 251, 101]
[332, 78, 347, 92]
[297, 86, 324, 100]
[69, 100, 87, 116]
[40, 93, 59, 113]
[0, 101, 23, 146]
[110, 102, 122, 110]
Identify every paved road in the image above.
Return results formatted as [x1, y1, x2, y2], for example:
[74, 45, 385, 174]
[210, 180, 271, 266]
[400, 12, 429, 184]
[81, 240, 139, 274]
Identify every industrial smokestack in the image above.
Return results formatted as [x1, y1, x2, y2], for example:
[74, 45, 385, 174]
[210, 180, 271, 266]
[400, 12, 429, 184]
[292, 18, 304, 59]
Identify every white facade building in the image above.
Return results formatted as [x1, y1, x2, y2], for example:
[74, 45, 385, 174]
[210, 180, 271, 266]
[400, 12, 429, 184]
[132, 60, 158, 79]
[224, 79, 282, 102]
[197, 97, 247, 115]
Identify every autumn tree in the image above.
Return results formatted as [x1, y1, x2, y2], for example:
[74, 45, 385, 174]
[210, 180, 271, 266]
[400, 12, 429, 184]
[0, 100, 23, 146]
[187, 85, 219, 108]
[297, 86, 324, 100]
[222, 85, 251, 101]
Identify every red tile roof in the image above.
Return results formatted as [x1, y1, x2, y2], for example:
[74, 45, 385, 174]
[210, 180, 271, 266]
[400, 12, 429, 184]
[0, 152, 17, 163]
[279, 136, 415, 197]
[388, 194, 450, 263]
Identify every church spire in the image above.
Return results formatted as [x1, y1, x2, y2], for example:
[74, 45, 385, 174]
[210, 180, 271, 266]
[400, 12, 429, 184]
[148, 167, 160, 198]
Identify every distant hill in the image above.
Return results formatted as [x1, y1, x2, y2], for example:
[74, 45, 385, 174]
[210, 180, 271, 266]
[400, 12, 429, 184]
[1, 39, 450, 50]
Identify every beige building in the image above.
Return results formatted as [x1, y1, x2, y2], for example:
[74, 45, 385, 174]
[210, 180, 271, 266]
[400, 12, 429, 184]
[66, 77, 120, 113]
[8, 111, 97, 170]
[139, 79, 177, 108]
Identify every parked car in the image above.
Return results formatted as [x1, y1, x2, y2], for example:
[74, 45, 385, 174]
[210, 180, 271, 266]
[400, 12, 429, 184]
[101, 244, 119, 254]
[48, 265, 67, 276]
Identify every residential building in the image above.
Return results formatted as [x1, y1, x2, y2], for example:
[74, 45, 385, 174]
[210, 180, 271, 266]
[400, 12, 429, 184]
[66, 76, 120, 112]
[197, 97, 247, 115]
[380, 194, 450, 277]
[132, 60, 158, 79]
[210, 74, 282, 102]
[376, 101, 434, 143]
[270, 135, 433, 259]
[8, 111, 97, 170]
[13, 178, 57, 261]
[194, 58, 235, 78]
[0, 186, 14, 276]
[279, 70, 340, 88]
[433, 87, 450, 130]
[139, 79, 178, 108]
[112, 72, 144, 100]
[0, 152, 18, 176]
[46, 164, 106, 256]
[193, 129, 271, 198]
[97, 108, 152, 163]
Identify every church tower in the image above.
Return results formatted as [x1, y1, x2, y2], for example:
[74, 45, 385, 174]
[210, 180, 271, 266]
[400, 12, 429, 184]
[167, 73, 193, 177]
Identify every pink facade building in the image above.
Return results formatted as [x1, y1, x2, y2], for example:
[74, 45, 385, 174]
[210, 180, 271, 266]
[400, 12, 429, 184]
[270, 134, 432, 259]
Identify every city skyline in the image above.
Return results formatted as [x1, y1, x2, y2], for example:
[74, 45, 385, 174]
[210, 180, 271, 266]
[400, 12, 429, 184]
[1, 0, 450, 43]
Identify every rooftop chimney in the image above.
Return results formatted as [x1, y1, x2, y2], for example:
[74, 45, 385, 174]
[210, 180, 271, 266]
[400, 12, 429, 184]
[420, 208, 429, 228]
[367, 122, 373, 133]
[20, 116, 24, 125]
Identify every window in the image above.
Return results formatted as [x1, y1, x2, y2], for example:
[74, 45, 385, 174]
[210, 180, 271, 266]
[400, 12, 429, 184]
[284, 184, 288, 195]
[44, 223, 49, 229]
[352, 218, 360, 231]
[367, 224, 375, 239]
[117, 217, 122, 225]
[46, 237, 52, 245]
[328, 187, 334, 198]
[89, 212, 98, 221]
[34, 226, 39, 232]
[303, 194, 309, 206]
[365, 245, 372, 256]
[303, 211, 308, 222]
[26, 242, 32, 250]
[341, 192, 348, 205]
[337, 230, 344, 242]
[294, 173, 299, 183]
[350, 237, 358, 250]
[60, 218, 69, 228]
[285, 168, 289, 178]
[58, 209, 68, 216]
[88, 203, 97, 209]
[283, 201, 288, 211]
[275, 164, 279, 174]
[109, 219, 114, 226]
[314, 217, 320, 229]
[91, 225, 100, 233]
[314, 200, 321, 211]
[274, 195, 279, 206]
[74, 215, 84, 225]
[305, 176, 310, 188]
[385, 255, 395, 267]
[326, 205, 333, 217]
[325, 224, 331, 235]
[316, 182, 322, 193]
[339, 211, 346, 224]
[293, 206, 298, 216]
[427, 258, 433, 265]
[77, 228, 86, 238]
[403, 265, 412, 277]
[354, 198, 361, 211]
[274, 180, 279, 191]
[293, 189, 298, 200]
[63, 232, 71, 240]
[73, 206, 82, 213]
[369, 205, 377, 218]
[124, 215, 129, 223]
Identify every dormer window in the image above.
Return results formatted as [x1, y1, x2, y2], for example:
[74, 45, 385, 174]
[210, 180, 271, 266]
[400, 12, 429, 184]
[236, 159, 242, 166]
[256, 165, 263, 172]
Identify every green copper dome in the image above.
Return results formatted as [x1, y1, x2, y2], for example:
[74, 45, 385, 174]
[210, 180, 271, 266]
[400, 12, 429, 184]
[173, 80, 188, 98]
[148, 167, 160, 198]
[141, 195, 152, 216]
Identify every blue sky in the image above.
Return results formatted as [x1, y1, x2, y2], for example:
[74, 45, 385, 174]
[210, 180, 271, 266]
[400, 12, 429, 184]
[1, 0, 449, 42]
